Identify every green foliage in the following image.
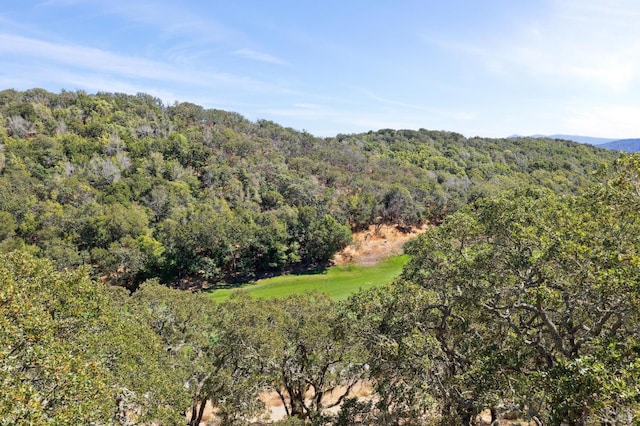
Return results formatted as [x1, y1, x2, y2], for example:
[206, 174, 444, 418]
[2, 87, 637, 423]
[395, 158, 640, 424]
[217, 292, 368, 423]
[0, 252, 112, 424]
[0, 211, 16, 240]
[345, 282, 439, 423]
[0, 251, 189, 425]
[129, 281, 266, 425]
[3, 154, 640, 424]
[0, 89, 617, 288]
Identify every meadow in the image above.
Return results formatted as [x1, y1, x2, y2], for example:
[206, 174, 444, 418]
[207, 255, 409, 302]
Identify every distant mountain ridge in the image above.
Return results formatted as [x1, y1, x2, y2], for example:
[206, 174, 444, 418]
[510, 134, 640, 152]
[546, 135, 618, 145]
[598, 139, 640, 152]
[509, 134, 617, 145]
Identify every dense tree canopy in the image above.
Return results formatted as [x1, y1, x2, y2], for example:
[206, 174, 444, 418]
[2, 88, 637, 425]
[3, 156, 640, 423]
[379, 156, 640, 424]
[0, 252, 190, 425]
[0, 88, 618, 288]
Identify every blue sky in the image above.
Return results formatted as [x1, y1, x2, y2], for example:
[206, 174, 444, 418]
[1, 0, 640, 138]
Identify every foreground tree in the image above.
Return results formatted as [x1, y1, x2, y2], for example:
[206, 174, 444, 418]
[398, 157, 640, 424]
[0, 252, 112, 424]
[263, 293, 367, 423]
[0, 252, 188, 425]
[207, 292, 367, 424]
[131, 283, 270, 425]
[345, 282, 439, 424]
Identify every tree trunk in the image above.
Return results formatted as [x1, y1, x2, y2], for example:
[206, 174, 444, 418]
[188, 398, 207, 426]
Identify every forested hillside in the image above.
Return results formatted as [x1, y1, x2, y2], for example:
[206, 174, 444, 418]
[3, 156, 640, 425]
[0, 89, 619, 288]
[2, 88, 639, 425]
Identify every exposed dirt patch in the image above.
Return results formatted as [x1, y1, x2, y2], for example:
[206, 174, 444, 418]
[333, 224, 429, 266]
[190, 384, 534, 425]
[189, 382, 374, 425]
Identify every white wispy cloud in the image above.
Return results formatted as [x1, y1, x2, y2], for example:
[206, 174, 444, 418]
[234, 49, 288, 65]
[261, 106, 332, 120]
[0, 59, 182, 104]
[0, 33, 287, 94]
[39, 0, 239, 43]
[0, 74, 38, 89]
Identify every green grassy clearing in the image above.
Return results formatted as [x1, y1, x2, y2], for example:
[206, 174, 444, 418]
[207, 255, 409, 303]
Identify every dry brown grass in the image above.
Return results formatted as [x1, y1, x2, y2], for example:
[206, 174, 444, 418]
[333, 224, 429, 266]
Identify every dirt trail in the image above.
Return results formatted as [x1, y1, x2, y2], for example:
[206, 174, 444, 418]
[333, 224, 429, 266]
